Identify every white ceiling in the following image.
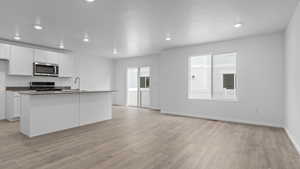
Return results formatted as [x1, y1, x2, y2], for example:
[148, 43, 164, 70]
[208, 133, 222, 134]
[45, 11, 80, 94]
[0, 0, 298, 58]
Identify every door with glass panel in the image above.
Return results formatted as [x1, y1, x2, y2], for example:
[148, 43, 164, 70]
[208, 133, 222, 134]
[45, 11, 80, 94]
[127, 68, 139, 106]
[127, 66, 151, 107]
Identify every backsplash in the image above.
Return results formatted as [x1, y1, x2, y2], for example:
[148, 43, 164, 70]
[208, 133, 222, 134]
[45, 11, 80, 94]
[0, 60, 74, 88]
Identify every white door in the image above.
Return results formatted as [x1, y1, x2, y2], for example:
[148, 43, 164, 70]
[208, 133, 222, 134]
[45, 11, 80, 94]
[126, 66, 151, 108]
[127, 68, 138, 106]
[139, 67, 151, 108]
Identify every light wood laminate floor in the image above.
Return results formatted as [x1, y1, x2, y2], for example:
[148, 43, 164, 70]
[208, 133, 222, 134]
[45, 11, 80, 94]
[0, 106, 299, 169]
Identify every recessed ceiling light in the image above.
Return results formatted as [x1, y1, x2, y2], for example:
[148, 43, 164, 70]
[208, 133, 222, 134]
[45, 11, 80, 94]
[113, 48, 118, 55]
[83, 38, 89, 42]
[34, 17, 43, 30]
[83, 33, 89, 42]
[59, 41, 64, 49]
[165, 34, 172, 41]
[85, 0, 95, 2]
[13, 33, 21, 41]
[234, 23, 243, 28]
[34, 24, 43, 30]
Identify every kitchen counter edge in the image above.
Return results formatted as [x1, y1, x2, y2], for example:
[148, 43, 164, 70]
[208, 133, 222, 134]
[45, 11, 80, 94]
[19, 90, 116, 95]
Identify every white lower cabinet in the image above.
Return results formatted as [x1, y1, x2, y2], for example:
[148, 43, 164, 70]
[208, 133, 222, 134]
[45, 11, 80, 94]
[6, 91, 21, 121]
[8, 46, 34, 76]
[20, 92, 113, 137]
[0, 70, 5, 120]
[0, 91, 5, 120]
[79, 93, 112, 126]
[20, 94, 79, 136]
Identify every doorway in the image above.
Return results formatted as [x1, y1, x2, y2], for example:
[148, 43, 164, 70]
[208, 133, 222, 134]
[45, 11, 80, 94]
[126, 66, 151, 108]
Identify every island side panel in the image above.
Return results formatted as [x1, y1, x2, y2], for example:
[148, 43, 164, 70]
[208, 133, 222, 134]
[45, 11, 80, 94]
[20, 95, 31, 136]
[28, 94, 80, 137]
[79, 92, 112, 126]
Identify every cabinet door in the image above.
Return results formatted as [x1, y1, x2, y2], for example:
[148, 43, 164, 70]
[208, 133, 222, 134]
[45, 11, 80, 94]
[34, 49, 59, 64]
[46, 51, 59, 64]
[9, 46, 33, 76]
[59, 54, 74, 77]
[34, 49, 48, 63]
[14, 93, 21, 117]
[0, 91, 4, 120]
[79, 93, 112, 126]
[0, 44, 10, 60]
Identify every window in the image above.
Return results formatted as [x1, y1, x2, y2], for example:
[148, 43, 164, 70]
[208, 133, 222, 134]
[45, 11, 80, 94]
[188, 54, 211, 99]
[139, 67, 150, 89]
[140, 76, 150, 88]
[188, 53, 237, 100]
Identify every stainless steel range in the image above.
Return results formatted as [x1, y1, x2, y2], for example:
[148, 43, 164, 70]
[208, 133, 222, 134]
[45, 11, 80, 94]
[30, 82, 63, 91]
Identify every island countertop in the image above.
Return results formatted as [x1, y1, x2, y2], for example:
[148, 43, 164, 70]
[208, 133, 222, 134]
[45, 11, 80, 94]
[19, 90, 116, 95]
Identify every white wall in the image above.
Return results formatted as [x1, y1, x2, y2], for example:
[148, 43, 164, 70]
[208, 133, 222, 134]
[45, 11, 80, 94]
[114, 54, 160, 109]
[75, 54, 115, 90]
[285, 1, 300, 153]
[159, 33, 285, 127]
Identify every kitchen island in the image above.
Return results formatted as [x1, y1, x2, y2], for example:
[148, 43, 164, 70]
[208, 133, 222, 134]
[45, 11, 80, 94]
[19, 90, 113, 137]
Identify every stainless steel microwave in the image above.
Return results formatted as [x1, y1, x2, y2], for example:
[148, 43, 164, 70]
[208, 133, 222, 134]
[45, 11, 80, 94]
[33, 62, 59, 77]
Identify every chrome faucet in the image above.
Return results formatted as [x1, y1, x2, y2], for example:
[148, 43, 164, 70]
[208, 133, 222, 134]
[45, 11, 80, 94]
[74, 76, 80, 90]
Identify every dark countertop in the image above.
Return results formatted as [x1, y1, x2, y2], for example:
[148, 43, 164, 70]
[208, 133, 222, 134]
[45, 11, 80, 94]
[6, 86, 71, 91]
[19, 89, 116, 95]
[6, 87, 31, 91]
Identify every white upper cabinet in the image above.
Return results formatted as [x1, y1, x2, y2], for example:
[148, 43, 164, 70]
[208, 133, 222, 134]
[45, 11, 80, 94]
[3, 44, 73, 77]
[34, 49, 59, 64]
[59, 53, 74, 77]
[9, 46, 34, 76]
[0, 44, 10, 60]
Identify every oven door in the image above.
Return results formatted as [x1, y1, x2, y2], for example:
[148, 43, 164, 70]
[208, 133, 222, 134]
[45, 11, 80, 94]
[33, 63, 59, 77]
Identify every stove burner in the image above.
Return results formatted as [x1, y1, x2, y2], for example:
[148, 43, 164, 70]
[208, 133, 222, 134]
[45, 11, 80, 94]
[30, 82, 62, 92]
[35, 88, 63, 92]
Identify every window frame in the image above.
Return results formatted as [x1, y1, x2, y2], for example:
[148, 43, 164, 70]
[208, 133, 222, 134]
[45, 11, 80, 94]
[187, 52, 238, 102]
[139, 76, 150, 89]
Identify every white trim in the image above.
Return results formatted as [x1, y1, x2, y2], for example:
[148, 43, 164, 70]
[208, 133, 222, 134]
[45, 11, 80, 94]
[285, 128, 300, 155]
[160, 110, 282, 128]
[188, 98, 239, 102]
[113, 104, 160, 111]
[142, 105, 160, 110]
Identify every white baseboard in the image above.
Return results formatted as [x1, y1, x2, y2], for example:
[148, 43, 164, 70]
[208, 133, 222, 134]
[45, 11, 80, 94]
[142, 106, 160, 111]
[113, 104, 160, 111]
[160, 110, 283, 128]
[285, 128, 300, 155]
